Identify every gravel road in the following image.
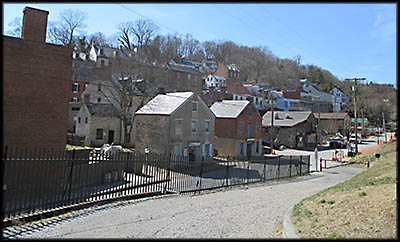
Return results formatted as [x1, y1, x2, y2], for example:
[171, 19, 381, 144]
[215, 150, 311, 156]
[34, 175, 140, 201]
[7, 165, 363, 239]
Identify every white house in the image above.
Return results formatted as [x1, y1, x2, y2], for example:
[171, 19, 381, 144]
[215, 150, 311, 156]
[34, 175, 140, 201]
[204, 74, 226, 90]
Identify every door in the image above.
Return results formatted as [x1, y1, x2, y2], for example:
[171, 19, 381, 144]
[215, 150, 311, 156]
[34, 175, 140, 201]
[246, 143, 252, 158]
[108, 130, 114, 144]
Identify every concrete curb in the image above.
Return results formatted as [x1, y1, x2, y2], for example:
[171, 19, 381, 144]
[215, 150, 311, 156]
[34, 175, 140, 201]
[282, 203, 299, 239]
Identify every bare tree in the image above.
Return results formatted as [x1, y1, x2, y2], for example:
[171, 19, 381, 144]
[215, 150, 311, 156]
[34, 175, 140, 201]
[6, 17, 22, 37]
[89, 32, 111, 47]
[117, 21, 133, 50]
[48, 9, 87, 48]
[131, 19, 159, 48]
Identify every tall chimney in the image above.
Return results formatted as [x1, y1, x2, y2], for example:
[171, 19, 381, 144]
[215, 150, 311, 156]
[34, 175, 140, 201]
[21, 7, 49, 42]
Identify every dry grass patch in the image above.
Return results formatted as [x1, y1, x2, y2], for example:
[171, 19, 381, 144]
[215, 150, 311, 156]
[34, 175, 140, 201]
[292, 140, 397, 239]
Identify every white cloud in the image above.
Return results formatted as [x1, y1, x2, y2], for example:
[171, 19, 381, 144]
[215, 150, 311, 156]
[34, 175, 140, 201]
[371, 4, 396, 40]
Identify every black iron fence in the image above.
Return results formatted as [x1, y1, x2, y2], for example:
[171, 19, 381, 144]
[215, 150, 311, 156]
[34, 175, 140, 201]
[2, 147, 310, 222]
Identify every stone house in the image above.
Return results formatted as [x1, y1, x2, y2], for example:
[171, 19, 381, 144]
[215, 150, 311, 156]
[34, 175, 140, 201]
[262, 111, 316, 149]
[135, 92, 216, 161]
[315, 112, 351, 137]
[210, 100, 263, 157]
[75, 103, 123, 147]
[3, 7, 72, 150]
[68, 52, 94, 133]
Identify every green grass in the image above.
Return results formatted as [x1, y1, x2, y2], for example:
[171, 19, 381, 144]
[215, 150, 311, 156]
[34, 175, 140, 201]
[292, 140, 397, 237]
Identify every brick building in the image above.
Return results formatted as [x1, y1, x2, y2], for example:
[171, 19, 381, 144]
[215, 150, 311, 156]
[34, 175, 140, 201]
[210, 100, 263, 157]
[3, 7, 72, 150]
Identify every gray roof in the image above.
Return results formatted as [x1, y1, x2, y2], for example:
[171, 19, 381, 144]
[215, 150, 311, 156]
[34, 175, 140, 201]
[262, 111, 313, 127]
[167, 63, 202, 75]
[86, 103, 120, 118]
[210, 100, 249, 118]
[93, 45, 140, 61]
[212, 74, 226, 81]
[135, 92, 194, 115]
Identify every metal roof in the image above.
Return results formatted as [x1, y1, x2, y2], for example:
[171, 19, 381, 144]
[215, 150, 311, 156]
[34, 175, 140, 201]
[86, 103, 120, 118]
[166, 63, 202, 75]
[135, 92, 194, 115]
[262, 111, 313, 127]
[210, 100, 249, 118]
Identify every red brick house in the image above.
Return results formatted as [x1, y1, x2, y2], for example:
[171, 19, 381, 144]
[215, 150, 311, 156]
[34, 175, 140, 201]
[210, 100, 262, 157]
[3, 7, 72, 150]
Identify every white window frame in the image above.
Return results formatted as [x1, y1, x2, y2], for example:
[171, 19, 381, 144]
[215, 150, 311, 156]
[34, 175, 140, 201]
[188, 73, 191, 80]
[192, 101, 198, 112]
[191, 119, 197, 134]
[205, 120, 210, 133]
[177, 72, 181, 79]
[175, 118, 184, 135]
[72, 83, 80, 93]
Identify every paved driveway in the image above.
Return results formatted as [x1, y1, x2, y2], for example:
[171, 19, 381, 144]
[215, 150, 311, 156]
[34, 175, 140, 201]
[5, 165, 362, 239]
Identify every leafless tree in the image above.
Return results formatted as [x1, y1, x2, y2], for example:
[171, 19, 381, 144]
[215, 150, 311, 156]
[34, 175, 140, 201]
[6, 17, 22, 37]
[117, 21, 133, 50]
[47, 9, 87, 48]
[89, 32, 111, 47]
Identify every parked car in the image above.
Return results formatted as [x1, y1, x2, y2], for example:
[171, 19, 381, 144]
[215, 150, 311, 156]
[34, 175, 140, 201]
[349, 133, 362, 144]
[329, 136, 346, 148]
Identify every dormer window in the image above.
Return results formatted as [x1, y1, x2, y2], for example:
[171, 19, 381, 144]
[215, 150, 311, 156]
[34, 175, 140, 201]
[99, 49, 104, 55]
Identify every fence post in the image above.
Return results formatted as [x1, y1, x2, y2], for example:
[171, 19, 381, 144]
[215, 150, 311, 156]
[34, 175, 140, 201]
[164, 154, 172, 194]
[225, 160, 229, 187]
[319, 158, 322, 172]
[263, 159, 266, 182]
[278, 156, 281, 179]
[308, 155, 310, 174]
[324, 159, 327, 169]
[198, 156, 204, 194]
[300, 155, 302, 176]
[246, 161, 250, 186]
[67, 149, 75, 205]
[289, 155, 292, 177]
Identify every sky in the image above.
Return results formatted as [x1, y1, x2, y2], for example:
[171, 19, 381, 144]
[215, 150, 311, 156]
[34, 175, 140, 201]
[2, 2, 397, 88]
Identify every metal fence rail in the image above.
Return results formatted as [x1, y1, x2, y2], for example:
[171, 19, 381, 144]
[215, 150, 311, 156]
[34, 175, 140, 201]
[2, 147, 310, 222]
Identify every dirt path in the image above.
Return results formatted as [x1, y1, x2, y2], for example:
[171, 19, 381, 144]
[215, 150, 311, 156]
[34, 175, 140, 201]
[4, 166, 363, 239]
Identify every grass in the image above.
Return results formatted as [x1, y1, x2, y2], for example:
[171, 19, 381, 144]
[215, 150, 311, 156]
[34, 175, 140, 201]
[291, 140, 397, 239]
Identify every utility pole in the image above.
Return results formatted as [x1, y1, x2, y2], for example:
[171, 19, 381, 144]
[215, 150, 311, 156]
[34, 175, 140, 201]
[345, 77, 366, 154]
[269, 91, 274, 149]
[383, 112, 387, 143]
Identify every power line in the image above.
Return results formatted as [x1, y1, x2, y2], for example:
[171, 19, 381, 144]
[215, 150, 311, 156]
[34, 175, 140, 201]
[116, 4, 180, 35]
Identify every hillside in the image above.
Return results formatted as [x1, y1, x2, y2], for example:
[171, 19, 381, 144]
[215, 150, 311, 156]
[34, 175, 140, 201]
[291, 140, 397, 239]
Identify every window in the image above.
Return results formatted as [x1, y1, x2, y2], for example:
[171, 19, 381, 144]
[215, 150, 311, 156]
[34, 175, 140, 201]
[85, 117, 88, 124]
[188, 74, 191, 80]
[72, 83, 80, 93]
[249, 106, 252, 116]
[177, 72, 181, 79]
[205, 120, 210, 133]
[96, 129, 103, 140]
[191, 120, 197, 134]
[100, 60, 105, 67]
[248, 122, 252, 137]
[98, 84, 102, 91]
[97, 97, 101, 103]
[256, 123, 260, 134]
[192, 101, 198, 112]
[71, 97, 79, 103]
[78, 117, 81, 123]
[240, 121, 244, 134]
[175, 119, 183, 134]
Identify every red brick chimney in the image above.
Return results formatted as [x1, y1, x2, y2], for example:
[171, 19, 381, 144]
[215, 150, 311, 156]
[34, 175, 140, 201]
[21, 7, 49, 42]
